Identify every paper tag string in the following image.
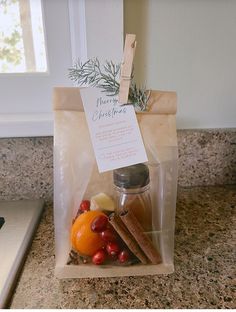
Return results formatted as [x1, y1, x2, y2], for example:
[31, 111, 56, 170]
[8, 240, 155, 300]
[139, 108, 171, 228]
[118, 34, 137, 105]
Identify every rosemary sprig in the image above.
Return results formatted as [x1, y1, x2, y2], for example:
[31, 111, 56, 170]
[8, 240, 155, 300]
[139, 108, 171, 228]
[68, 58, 148, 111]
[68, 58, 120, 96]
[129, 82, 149, 111]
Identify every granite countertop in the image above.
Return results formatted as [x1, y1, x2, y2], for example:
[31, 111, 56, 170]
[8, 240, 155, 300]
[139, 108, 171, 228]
[10, 185, 236, 309]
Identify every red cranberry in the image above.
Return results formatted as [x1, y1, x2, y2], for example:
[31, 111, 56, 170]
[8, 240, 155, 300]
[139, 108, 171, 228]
[79, 200, 90, 212]
[100, 229, 117, 242]
[92, 249, 106, 265]
[106, 242, 120, 257]
[91, 215, 108, 233]
[118, 249, 130, 263]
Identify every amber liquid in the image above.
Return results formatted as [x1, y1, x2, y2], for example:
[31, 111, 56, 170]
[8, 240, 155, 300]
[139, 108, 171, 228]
[117, 189, 152, 232]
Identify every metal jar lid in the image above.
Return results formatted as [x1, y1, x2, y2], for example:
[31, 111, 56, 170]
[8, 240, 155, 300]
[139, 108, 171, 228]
[113, 163, 150, 189]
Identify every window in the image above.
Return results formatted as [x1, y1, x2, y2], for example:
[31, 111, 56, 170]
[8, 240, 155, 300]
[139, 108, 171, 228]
[0, 0, 123, 138]
[0, 0, 47, 73]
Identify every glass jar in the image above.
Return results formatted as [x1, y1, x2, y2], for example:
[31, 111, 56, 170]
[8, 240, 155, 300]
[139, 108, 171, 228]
[113, 163, 152, 232]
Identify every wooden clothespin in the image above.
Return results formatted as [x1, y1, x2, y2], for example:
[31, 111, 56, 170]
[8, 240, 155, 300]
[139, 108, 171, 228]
[118, 34, 137, 104]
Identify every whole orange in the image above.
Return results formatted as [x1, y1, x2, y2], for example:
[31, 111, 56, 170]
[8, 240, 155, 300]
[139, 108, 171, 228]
[71, 210, 106, 256]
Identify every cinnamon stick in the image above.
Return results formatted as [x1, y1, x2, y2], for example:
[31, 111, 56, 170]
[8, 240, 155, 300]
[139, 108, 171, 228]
[120, 210, 162, 264]
[108, 213, 148, 264]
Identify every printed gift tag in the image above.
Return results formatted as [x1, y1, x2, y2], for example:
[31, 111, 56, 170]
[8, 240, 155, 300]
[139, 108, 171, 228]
[80, 87, 148, 172]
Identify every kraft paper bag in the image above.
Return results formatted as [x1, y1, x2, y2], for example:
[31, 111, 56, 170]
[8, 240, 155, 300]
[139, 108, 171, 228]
[53, 87, 178, 278]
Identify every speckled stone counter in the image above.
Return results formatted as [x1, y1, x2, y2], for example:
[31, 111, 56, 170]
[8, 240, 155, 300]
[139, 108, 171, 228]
[1, 129, 236, 206]
[10, 185, 236, 309]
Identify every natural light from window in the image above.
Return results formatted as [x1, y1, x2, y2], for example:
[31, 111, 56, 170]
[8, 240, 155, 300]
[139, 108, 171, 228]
[0, 0, 47, 73]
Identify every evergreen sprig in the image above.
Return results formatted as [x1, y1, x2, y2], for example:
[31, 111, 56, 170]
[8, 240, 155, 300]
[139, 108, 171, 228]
[68, 58, 148, 111]
[129, 83, 149, 111]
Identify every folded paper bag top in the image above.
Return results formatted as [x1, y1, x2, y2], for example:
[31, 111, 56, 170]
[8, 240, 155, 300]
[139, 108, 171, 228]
[53, 87, 177, 115]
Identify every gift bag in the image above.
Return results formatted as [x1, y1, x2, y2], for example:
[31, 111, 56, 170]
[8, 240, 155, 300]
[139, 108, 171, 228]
[53, 87, 178, 278]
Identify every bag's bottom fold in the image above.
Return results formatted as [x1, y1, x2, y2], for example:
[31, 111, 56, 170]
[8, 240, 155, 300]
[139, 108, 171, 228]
[55, 263, 174, 279]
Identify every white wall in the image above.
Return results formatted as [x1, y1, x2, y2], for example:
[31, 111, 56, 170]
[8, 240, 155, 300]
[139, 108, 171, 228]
[125, 0, 236, 129]
[85, 0, 123, 62]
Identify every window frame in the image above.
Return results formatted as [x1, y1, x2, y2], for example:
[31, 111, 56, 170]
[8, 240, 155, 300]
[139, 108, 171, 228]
[0, 0, 123, 138]
[0, 0, 87, 138]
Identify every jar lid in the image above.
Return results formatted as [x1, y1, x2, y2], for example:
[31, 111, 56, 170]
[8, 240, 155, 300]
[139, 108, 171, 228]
[113, 163, 150, 189]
